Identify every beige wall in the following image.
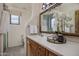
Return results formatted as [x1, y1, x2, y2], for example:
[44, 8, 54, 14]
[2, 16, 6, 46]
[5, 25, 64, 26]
[0, 3, 42, 54]
[29, 3, 42, 25]
[0, 3, 45, 54]
[27, 3, 42, 33]
[0, 3, 3, 32]
[0, 3, 3, 55]
[8, 6, 32, 47]
[0, 4, 32, 47]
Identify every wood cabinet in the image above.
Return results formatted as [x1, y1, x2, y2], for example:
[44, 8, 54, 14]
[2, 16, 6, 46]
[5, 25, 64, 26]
[29, 39, 39, 56]
[27, 38, 46, 56]
[26, 37, 58, 56]
[75, 10, 79, 33]
[38, 44, 46, 56]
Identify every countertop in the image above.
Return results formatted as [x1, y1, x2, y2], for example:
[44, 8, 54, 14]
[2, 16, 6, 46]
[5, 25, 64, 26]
[26, 35, 79, 56]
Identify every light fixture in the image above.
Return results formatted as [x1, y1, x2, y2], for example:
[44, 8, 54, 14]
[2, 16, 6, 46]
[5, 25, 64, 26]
[42, 3, 47, 9]
[42, 3, 56, 10]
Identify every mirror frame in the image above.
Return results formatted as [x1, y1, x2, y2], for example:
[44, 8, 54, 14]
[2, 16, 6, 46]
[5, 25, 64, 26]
[39, 3, 79, 37]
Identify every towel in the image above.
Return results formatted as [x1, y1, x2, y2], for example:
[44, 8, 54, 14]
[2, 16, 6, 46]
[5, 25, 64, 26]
[29, 25, 38, 34]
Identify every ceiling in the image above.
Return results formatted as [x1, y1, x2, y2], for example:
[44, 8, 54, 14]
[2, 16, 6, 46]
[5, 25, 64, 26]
[6, 3, 32, 10]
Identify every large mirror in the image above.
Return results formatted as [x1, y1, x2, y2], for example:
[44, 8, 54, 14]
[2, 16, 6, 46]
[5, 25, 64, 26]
[40, 3, 79, 35]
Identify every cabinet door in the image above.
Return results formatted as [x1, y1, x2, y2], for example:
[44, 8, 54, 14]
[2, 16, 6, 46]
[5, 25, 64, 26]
[26, 39, 29, 56]
[75, 10, 79, 33]
[29, 43, 36, 56]
[29, 39, 39, 56]
[38, 45, 46, 56]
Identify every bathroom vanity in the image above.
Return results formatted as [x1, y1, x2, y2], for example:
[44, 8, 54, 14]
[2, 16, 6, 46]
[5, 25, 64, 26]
[26, 35, 79, 56]
[26, 3, 79, 56]
[26, 35, 61, 56]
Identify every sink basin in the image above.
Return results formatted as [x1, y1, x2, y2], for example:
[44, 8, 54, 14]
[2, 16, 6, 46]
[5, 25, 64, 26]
[47, 36, 66, 44]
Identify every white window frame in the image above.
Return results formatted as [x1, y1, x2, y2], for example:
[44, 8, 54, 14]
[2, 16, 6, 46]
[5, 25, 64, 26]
[10, 14, 20, 25]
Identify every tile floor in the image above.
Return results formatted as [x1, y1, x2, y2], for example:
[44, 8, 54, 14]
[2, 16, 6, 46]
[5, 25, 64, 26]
[3, 45, 26, 56]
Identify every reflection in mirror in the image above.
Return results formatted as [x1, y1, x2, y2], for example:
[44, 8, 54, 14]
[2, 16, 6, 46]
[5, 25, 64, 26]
[42, 14, 57, 32]
[41, 10, 58, 32]
[40, 3, 79, 34]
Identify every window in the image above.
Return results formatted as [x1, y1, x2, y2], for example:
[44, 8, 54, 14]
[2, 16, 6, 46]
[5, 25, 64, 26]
[10, 15, 20, 25]
[51, 17, 57, 31]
